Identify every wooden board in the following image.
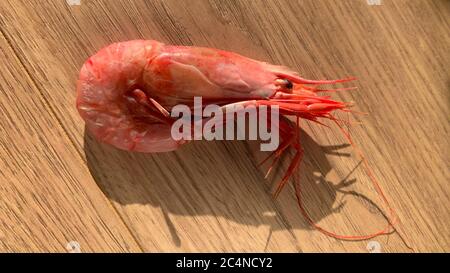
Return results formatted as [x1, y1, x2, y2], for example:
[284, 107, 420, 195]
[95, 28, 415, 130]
[0, 0, 448, 252]
[0, 32, 141, 252]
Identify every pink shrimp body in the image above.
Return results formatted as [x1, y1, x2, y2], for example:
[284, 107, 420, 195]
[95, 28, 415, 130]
[77, 40, 354, 194]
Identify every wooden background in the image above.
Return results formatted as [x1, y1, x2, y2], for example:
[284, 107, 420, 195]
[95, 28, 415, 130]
[0, 0, 448, 252]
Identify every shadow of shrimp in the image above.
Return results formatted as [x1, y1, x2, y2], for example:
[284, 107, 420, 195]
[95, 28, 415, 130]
[84, 127, 386, 249]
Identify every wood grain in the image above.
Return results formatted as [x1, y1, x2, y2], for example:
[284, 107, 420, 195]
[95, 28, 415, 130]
[0, 0, 448, 252]
[0, 33, 141, 252]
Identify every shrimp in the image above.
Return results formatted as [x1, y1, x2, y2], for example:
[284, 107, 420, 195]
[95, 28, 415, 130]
[77, 40, 352, 154]
[77, 40, 408, 245]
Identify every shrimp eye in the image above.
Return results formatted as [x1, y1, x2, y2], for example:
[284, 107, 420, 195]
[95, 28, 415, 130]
[284, 79, 293, 89]
[275, 78, 294, 90]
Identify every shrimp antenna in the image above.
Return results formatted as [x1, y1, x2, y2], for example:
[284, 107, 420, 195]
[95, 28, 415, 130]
[293, 76, 357, 85]
[293, 116, 414, 250]
[275, 72, 357, 86]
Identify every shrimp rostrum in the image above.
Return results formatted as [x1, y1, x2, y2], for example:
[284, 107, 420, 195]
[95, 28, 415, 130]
[76, 40, 355, 196]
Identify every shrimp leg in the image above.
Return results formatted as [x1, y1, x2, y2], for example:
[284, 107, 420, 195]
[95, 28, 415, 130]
[218, 101, 304, 197]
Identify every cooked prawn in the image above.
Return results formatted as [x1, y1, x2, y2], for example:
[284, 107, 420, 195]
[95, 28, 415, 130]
[77, 40, 408, 246]
[77, 40, 352, 152]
